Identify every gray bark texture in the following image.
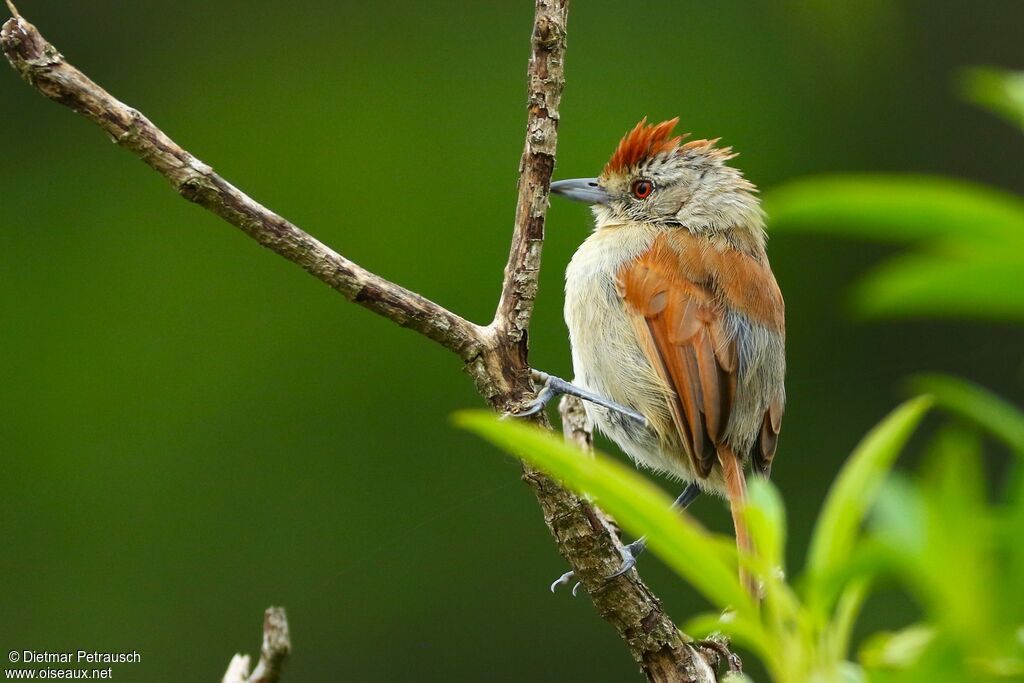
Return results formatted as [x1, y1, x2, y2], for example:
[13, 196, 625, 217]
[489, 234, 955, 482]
[1, 1, 725, 680]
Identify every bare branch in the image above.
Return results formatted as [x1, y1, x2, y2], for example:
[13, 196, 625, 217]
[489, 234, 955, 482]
[2, 4, 721, 681]
[222, 607, 291, 683]
[493, 0, 565, 344]
[0, 13, 484, 361]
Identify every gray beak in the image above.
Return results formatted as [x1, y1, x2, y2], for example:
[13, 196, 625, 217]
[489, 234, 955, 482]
[550, 178, 610, 205]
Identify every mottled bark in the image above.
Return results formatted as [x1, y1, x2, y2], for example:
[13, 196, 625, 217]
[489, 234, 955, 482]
[1, 2, 720, 680]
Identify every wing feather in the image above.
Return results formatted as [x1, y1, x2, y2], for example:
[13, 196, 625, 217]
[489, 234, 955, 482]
[618, 236, 733, 478]
[755, 395, 784, 477]
[618, 234, 784, 481]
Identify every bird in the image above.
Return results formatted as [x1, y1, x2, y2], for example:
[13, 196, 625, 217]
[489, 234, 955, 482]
[522, 117, 785, 595]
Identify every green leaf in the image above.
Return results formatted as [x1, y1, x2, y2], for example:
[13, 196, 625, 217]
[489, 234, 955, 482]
[453, 411, 755, 614]
[745, 477, 787, 572]
[829, 579, 871, 663]
[764, 175, 1024, 244]
[916, 426, 994, 643]
[869, 476, 927, 559]
[805, 397, 933, 592]
[683, 612, 777, 672]
[859, 623, 936, 670]
[851, 250, 1024, 321]
[1007, 470, 1024, 619]
[959, 67, 1024, 132]
[907, 374, 1024, 458]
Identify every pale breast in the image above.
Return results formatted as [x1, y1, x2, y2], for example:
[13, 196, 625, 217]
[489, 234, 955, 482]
[564, 225, 695, 480]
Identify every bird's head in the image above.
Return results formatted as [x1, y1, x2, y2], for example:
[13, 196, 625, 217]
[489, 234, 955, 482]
[552, 118, 764, 240]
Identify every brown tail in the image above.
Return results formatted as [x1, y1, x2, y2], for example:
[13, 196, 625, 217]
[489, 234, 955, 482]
[718, 445, 756, 599]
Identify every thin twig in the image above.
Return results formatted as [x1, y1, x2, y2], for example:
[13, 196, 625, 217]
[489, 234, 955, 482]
[1, 4, 717, 681]
[221, 607, 291, 683]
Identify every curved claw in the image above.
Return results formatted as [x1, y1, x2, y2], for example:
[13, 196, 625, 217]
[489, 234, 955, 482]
[607, 538, 647, 579]
[550, 570, 576, 593]
[509, 385, 556, 419]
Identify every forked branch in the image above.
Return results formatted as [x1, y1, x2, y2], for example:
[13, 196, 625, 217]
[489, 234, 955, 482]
[1, 2, 719, 680]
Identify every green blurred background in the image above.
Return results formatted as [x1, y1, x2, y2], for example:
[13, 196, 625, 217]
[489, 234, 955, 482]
[1, 1, 1022, 680]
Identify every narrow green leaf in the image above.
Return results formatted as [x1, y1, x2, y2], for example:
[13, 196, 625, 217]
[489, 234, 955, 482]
[764, 175, 1024, 244]
[859, 624, 936, 670]
[1006, 469, 1024, 621]
[745, 477, 786, 572]
[806, 397, 933, 584]
[908, 373, 1024, 458]
[959, 67, 1024, 132]
[828, 579, 870, 663]
[453, 411, 753, 613]
[853, 252, 1024, 321]
[916, 426, 994, 643]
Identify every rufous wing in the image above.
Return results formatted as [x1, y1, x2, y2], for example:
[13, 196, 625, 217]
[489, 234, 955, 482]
[616, 237, 738, 478]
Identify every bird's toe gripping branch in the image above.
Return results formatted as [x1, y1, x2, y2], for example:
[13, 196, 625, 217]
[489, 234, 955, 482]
[549, 483, 702, 595]
[510, 370, 648, 426]
[549, 537, 646, 597]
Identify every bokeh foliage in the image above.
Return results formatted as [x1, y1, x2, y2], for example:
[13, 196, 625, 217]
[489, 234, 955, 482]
[462, 377, 1024, 682]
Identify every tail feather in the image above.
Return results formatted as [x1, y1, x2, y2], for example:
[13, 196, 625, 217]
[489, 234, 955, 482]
[718, 445, 756, 599]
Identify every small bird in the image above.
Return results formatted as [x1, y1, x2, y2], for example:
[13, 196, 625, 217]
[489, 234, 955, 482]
[526, 118, 785, 594]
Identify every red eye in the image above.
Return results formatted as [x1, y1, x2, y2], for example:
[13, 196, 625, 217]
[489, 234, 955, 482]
[632, 179, 654, 199]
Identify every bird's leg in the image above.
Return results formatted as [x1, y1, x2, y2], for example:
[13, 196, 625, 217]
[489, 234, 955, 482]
[551, 483, 702, 595]
[512, 369, 647, 426]
[606, 483, 701, 578]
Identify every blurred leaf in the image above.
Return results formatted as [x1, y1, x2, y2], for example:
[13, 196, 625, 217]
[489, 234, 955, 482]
[860, 623, 936, 670]
[683, 612, 777, 673]
[916, 425, 994, 644]
[746, 477, 787, 572]
[907, 373, 1024, 458]
[870, 476, 927, 557]
[853, 252, 1024, 321]
[829, 579, 870, 663]
[836, 662, 868, 683]
[453, 411, 755, 614]
[764, 175, 1024, 244]
[1006, 470, 1024, 620]
[959, 67, 1024, 132]
[870, 425, 997, 659]
[805, 397, 932, 595]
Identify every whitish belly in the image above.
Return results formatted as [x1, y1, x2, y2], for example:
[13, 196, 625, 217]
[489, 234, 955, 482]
[563, 228, 696, 482]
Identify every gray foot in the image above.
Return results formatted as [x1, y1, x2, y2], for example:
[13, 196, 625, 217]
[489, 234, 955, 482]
[549, 539, 644, 596]
[607, 538, 647, 578]
[549, 483, 702, 595]
[512, 370, 647, 426]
